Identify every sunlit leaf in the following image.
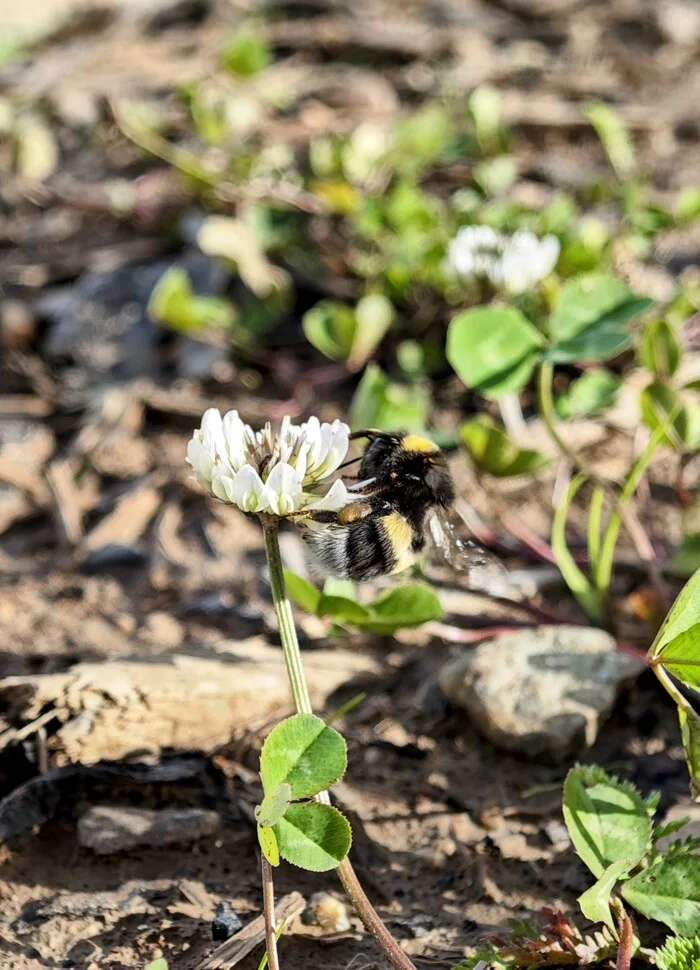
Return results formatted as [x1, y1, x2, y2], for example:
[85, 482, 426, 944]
[563, 765, 652, 878]
[284, 569, 321, 615]
[578, 858, 633, 929]
[317, 595, 372, 625]
[555, 368, 621, 420]
[361, 584, 443, 633]
[348, 295, 395, 370]
[302, 300, 356, 361]
[639, 319, 682, 379]
[678, 707, 700, 800]
[349, 364, 430, 431]
[197, 216, 288, 298]
[547, 274, 653, 364]
[258, 823, 280, 867]
[447, 307, 544, 399]
[260, 714, 347, 800]
[649, 569, 700, 693]
[275, 802, 351, 871]
[621, 856, 700, 935]
[256, 783, 292, 828]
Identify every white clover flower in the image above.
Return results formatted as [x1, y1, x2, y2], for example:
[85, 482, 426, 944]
[187, 408, 351, 516]
[448, 226, 560, 294]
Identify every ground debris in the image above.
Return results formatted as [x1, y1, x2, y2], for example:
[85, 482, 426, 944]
[199, 891, 305, 970]
[78, 805, 220, 853]
[0, 643, 382, 766]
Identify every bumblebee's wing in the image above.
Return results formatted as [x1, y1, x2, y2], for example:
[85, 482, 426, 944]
[427, 508, 506, 592]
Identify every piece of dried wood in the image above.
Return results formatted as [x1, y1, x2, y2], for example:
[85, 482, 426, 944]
[199, 892, 305, 970]
[0, 642, 382, 766]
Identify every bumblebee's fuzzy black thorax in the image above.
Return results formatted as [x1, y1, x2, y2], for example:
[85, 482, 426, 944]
[356, 432, 455, 514]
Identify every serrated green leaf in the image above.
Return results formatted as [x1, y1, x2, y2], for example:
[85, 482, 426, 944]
[260, 714, 347, 800]
[621, 855, 700, 935]
[547, 274, 653, 364]
[655, 934, 700, 970]
[317, 595, 372, 624]
[649, 569, 700, 692]
[302, 300, 356, 361]
[555, 368, 621, 420]
[461, 415, 549, 477]
[147, 961, 169, 970]
[256, 783, 292, 828]
[284, 569, 321, 615]
[258, 823, 280, 867]
[275, 802, 351, 871]
[447, 307, 544, 399]
[578, 858, 633, 929]
[347, 295, 394, 370]
[361, 583, 443, 633]
[563, 765, 652, 878]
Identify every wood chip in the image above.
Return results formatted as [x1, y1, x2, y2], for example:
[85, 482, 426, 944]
[47, 458, 84, 544]
[199, 892, 305, 970]
[80, 484, 161, 554]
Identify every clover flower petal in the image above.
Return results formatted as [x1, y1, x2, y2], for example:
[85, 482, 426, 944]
[187, 409, 351, 517]
[449, 226, 560, 293]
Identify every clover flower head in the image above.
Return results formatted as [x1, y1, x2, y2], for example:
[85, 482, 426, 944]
[186, 408, 351, 516]
[449, 226, 560, 294]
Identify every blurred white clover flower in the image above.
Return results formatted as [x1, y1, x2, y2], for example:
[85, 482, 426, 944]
[187, 409, 351, 516]
[448, 226, 560, 294]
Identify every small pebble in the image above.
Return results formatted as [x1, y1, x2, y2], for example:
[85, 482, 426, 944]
[211, 901, 243, 941]
[307, 892, 351, 933]
[143, 611, 184, 648]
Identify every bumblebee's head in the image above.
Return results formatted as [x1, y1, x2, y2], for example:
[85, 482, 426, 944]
[352, 431, 455, 509]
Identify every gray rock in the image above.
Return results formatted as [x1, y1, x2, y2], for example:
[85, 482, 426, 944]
[439, 625, 643, 763]
[78, 806, 220, 854]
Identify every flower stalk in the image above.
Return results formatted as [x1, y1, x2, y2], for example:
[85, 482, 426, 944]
[261, 516, 417, 970]
[261, 855, 281, 970]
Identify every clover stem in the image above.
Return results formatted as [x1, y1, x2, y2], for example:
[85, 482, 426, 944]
[260, 516, 418, 970]
[261, 856, 281, 970]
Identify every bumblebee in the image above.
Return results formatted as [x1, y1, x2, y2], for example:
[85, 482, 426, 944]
[298, 430, 502, 586]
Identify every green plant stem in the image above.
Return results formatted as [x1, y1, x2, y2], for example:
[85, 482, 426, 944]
[651, 661, 698, 719]
[260, 516, 417, 970]
[537, 361, 669, 609]
[261, 855, 280, 970]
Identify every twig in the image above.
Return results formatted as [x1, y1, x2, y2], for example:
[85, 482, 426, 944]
[615, 902, 634, 970]
[200, 892, 305, 970]
[261, 856, 280, 970]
